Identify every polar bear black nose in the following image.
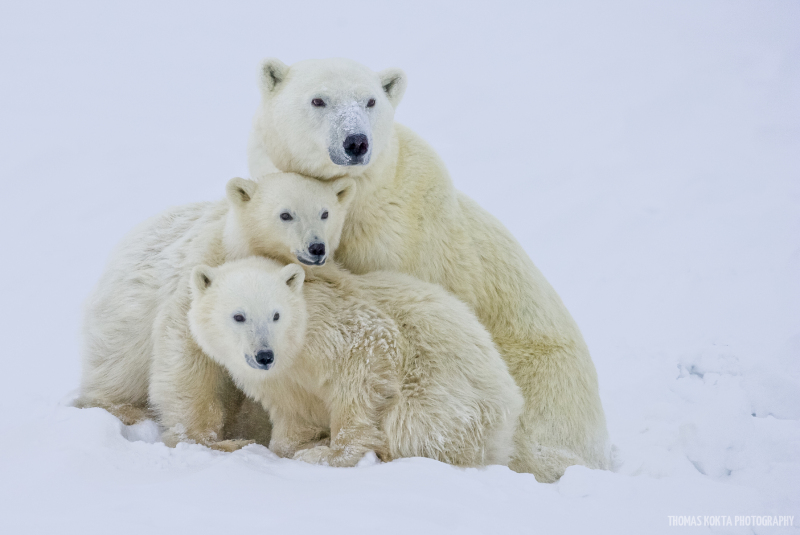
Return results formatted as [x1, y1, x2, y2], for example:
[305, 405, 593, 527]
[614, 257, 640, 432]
[343, 134, 369, 158]
[308, 243, 326, 257]
[255, 350, 274, 367]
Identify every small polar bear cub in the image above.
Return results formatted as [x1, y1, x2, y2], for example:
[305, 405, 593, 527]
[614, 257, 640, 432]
[189, 255, 523, 467]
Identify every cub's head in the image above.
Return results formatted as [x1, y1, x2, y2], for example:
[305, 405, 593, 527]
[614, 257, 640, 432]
[188, 257, 307, 376]
[226, 172, 355, 266]
[248, 57, 407, 179]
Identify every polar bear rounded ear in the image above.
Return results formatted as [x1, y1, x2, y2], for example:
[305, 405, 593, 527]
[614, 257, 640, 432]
[191, 265, 215, 296]
[259, 58, 289, 93]
[334, 177, 356, 208]
[378, 68, 407, 108]
[226, 177, 257, 206]
[280, 263, 305, 293]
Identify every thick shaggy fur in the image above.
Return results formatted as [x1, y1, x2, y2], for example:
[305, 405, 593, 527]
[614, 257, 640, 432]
[76, 201, 271, 450]
[190, 257, 523, 467]
[248, 57, 610, 481]
[78, 172, 520, 466]
[77, 174, 355, 449]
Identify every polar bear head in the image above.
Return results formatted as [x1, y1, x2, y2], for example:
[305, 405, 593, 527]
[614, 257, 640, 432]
[248, 57, 407, 180]
[188, 257, 307, 375]
[226, 172, 356, 266]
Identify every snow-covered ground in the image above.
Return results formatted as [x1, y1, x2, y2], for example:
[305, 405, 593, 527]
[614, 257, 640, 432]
[0, 1, 797, 533]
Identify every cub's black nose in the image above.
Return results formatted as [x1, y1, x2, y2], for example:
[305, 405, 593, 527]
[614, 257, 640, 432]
[255, 350, 274, 367]
[343, 134, 369, 158]
[308, 242, 326, 257]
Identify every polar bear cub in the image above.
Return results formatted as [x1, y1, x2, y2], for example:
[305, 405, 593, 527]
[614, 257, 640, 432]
[190, 254, 523, 467]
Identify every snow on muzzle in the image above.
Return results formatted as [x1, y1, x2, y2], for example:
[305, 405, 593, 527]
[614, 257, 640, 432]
[328, 103, 371, 166]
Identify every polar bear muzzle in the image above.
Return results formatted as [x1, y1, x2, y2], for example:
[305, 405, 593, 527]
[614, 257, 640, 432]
[297, 242, 326, 266]
[330, 133, 371, 166]
[327, 104, 372, 166]
[247, 349, 275, 371]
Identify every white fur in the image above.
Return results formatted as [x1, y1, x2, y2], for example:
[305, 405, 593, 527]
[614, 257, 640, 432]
[247, 57, 610, 482]
[77, 172, 519, 465]
[190, 256, 523, 467]
[78, 173, 350, 448]
[249, 58, 404, 180]
[76, 200, 270, 450]
[225, 173, 355, 266]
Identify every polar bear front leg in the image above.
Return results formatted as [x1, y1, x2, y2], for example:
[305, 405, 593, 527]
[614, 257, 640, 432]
[268, 405, 330, 459]
[150, 318, 248, 451]
[292, 418, 385, 467]
[293, 382, 390, 467]
[291, 338, 396, 467]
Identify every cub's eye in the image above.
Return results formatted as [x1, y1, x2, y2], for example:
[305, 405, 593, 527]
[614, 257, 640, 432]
[233, 314, 245, 323]
[280, 212, 293, 221]
[367, 98, 376, 108]
[311, 98, 326, 107]
[273, 312, 280, 321]
[321, 211, 328, 220]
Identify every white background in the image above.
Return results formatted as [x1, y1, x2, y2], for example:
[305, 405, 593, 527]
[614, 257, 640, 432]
[0, 1, 797, 533]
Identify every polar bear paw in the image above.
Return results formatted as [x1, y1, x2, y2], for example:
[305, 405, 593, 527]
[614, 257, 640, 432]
[207, 439, 255, 452]
[293, 445, 336, 466]
[293, 445, 374, 467]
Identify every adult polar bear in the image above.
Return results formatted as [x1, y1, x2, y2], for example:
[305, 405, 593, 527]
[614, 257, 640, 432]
[248, 57, 609, 482]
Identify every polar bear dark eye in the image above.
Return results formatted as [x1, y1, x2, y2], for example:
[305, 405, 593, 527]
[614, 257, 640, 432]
[311, 98, 326, 107]
[367, 99, 376, 108]
[233, 314, 245, 323]
[273, 312, 280, 321]
[280, 212, 293, 221]
[321, 211, 328, 220]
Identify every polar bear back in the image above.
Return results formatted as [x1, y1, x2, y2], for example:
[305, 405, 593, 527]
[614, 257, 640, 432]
[79, 201, 226, 406]
[302, 267, 523, 465]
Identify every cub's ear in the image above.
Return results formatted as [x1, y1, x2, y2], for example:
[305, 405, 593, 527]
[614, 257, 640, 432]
[259, 58, 289, 93]
[378, 68, 407, 108]
[226, 177, 257, 206]
[191, 265, 215, 296]
[334, 177, 356, 208]
[280, 263, 305, 293]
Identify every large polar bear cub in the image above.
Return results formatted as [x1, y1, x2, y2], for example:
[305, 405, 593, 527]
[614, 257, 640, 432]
[248, 57, 610, 481]
[76, 172, 354, 449]
[189, 255, 523, 467]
